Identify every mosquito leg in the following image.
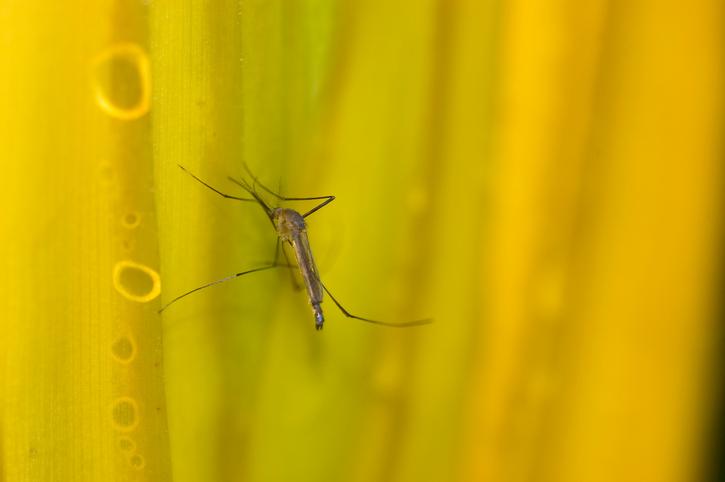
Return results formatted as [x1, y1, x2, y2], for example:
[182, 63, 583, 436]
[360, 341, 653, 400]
[318, 280, 433, 328]
[229, 174, 335, 218]
[178, 165, 255, 202]
[299, 196, 335, 218]
[229, 164, 336, 218]
[158, 263, 281, 314]
[224, 175, 277, 220]
[159, 238, 288, 314]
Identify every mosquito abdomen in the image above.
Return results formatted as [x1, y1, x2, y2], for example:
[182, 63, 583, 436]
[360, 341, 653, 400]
[274, 208, 326, 329]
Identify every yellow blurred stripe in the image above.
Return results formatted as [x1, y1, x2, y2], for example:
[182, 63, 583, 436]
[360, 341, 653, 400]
[464, 1, 723, 482]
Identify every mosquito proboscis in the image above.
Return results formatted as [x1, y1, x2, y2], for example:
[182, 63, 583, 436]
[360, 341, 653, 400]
[158, 164, 432, 330]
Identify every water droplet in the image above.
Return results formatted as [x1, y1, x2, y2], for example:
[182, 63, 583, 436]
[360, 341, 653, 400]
[113, 260, 161, 303]
[121, 239, 135, 252]
[118, 436, 136, 452]
[110, 397, 139, 431]
[91, 43, 151, 120]
[122, 212, 141, 229]
[129, 453, 146, 470]
[111, 335, 136, 363]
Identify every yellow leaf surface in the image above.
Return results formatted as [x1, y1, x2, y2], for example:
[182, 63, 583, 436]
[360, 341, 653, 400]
[1, 2, 170, 482]
[1, 2, 722, 482]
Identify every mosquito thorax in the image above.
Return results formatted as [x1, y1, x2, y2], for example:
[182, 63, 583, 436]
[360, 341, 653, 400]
[272, 207, 306, 241]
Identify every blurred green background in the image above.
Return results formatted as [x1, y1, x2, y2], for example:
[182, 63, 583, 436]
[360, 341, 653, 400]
[0, 1, 722, 482]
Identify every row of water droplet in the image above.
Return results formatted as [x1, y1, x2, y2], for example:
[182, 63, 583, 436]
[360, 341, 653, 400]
[93, 41, 156, 472]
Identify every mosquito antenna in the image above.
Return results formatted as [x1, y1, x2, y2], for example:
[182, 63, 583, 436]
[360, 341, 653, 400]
[318, 280, 432, 328]
[227, 175, 275, 219]
[178, 165, 255, 202]
[241, 162, 287, 200]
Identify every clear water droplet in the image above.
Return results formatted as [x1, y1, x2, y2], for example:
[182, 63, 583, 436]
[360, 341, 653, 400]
[113, 260, 161, 303]
[122, 212, 141, 229]
[118, 436, 136, 452]
[111, 335, 136, 363]
[110, 397, 139, 431]
[91, 43, 151, 120]
[121, 239, 135, 252]
[129, 453, 146, 470]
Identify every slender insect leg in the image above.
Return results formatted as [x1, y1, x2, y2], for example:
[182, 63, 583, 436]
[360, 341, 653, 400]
[229, 164, 336, 218]
[317, 280, 433, 328]
[158, 263, 281, 314]
[299, 196, 335, 218]
[224, 174, 275, 220]
[158, 238, 288, 314]
[178, 165, 255, 202]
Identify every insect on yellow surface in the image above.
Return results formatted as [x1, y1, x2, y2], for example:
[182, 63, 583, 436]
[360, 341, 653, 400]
[159, 164, 432, 330]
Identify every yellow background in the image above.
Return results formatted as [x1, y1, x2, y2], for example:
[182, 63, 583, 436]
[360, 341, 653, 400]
[0, 1, 722, 482]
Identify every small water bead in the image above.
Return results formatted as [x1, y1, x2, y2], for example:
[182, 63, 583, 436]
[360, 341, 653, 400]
[122, 212, 141, 229]
[118, 436, 136, 452]
[91, 43, 151, 120]
[121, 239, 135, 252]
[110, 397, 139, 431]
[111, 335, 136, 363]
[113, 260, 161, 303]
[129, 453, 146, 470]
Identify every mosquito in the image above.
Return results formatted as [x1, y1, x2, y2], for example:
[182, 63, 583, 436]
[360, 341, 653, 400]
[158, 164, 432, 330]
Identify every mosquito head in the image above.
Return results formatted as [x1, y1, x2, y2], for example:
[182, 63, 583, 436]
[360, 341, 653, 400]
[313, 303, 324, 330]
